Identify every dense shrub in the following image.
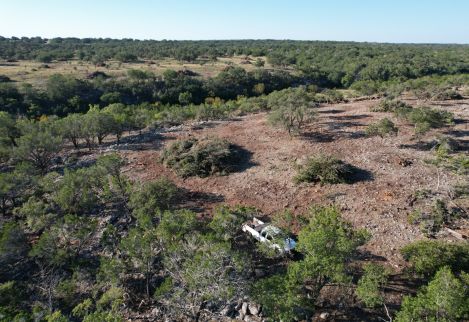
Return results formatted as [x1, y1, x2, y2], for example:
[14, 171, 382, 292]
[371, 99, 411, 112]
[401, 240, 469, 277]
[396, 267, 469, 322]
[160, 137, 241, 177]
[396, 106, 454, 135]
[365, 118, 398, 137]
[295, 155, 355, 184]
[129, 177, 178, 218]
[432, 88, 463, 100]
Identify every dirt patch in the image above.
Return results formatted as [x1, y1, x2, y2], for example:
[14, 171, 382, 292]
[123, 98, 469, 269]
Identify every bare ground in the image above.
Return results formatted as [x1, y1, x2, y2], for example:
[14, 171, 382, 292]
[120, 98, 469, 270]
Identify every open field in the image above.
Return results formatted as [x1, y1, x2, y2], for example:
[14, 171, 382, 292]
[0, 56, 278, 88]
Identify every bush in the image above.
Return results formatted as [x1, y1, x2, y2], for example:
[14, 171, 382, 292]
[371, 99, 411, 112]
[432, 88, 463, 100]
[408, 199, 450, 237]
[396, 106, 454, 135]
[129, 177, 178, 218]
[401, 240, 469, 278]
[295, 155, 355, 184]
[160, 137, 241, 178]
[366, 118, 398, 137]
[267, 88, 317, 135]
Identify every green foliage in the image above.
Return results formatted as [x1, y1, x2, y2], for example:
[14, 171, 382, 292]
[160, 235, 250, 320]
[157, 210, 198, 242]
[129, 177, 178, 218]
[53, 165, 107, 214]
[253, 206, 369, 321]
[160, 137, 241, 178]
[96, 287, 124, 311]
[356, 264, 389, 308]
[432, 88, 463, 100]
[29, 214, 97, 270]
[14, 121, 62, 173]
[396, 267, 469, 322]
[296, 206, 370, 283]
[0, 222, 29, 279]
[401, 240, 469, 278]
[371, 99, 411, 112]
[96, 153, 130, 201]
[271, 209, 300, 234]
[208, 205, 252, 241]
[0, 112, 20, 147]
[16, 196, 55, 233]
[396, 106, 454, 135]
[365, 118, 398, 137]
[83, 310, 123, 322]
[254, 58, 265, 67]
[267, 88, 317, 135]
[295, 155, 355, 185]
[408, 199, 453, 237]
[119, 213, 161, 298]
[252, 274, 307, 322]
[45, 310, 69, 322]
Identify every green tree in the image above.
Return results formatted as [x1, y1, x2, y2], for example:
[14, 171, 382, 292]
[101, 104, 130, 144]
[83, 106, 116, 145]
[252, 273, 306, 322]
[0, 111, 20, 147]
[268, 88, 317, 135]
[253, 206, 369, 321]
[396, 267, 469, 322]
[401, 240, 469, 278]
[57, 113, 84, 148]
[356, 263, 389, 308]
[129, 178, 178, 219]
[14, 123, 62, 173]
[208, 206, 251, 241]
[159, 235, 250, 320]
[295, 206, 369, 291]
[119, 213, 161, 299]
[0, 222, 29, 280]
[54, 167, 104, 214]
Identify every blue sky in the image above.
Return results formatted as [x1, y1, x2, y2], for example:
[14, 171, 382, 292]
[1, 0, 468, 43]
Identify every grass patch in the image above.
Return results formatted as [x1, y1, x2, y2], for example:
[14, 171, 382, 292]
[160, 137, 242, 178]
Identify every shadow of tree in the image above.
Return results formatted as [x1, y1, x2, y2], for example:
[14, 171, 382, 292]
[347, 165, 374, 184]
[176, 188, 225, 213]
[229, 143, 258, 173]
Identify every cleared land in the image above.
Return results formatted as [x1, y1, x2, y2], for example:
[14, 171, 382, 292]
[102, 97, 469, 270]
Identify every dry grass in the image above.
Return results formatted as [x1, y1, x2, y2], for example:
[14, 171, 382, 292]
[0, 55, 280, 88]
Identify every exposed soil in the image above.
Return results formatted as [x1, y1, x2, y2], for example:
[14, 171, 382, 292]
[121, 98, 469, 270]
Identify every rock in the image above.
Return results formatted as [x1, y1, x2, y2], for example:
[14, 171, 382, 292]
[248, 303, 260, 316]
[150, 307, 160, 316]
[220, 305, 232, 316]
[241, 302, 249, 315]
[244, 315, 262, 322]
[237, 312, 245, 320]
[320, 312, 330, 320]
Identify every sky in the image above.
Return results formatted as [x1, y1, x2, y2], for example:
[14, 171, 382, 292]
[1, 0, 468, 43]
